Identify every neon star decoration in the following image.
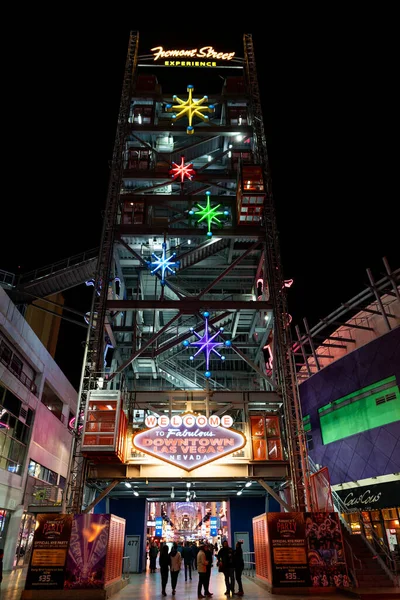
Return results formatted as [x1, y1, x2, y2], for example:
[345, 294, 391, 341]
[189, 191, 229, 237]
[166, 85, 215, 134]
[169, 156, 196, 182]
[146, 242, 180, 285]
[183, 311, 232, 378]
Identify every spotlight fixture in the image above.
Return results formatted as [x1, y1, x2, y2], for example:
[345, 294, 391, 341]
[186, 482, 191, 488]
[245, 481, 252, 488]
[171, 487, 175, 499]
[124, 482, 132, 488]
[133, 490, 139, 497]
[236, 490, 243, 496]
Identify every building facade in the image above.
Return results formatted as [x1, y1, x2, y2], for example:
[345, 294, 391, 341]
[297, 276, 400, 553]
[0, 287, 77, 571]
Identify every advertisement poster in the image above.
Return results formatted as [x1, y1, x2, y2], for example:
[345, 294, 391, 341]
[267, 513, 310, 587]
[64, 514, 110, 589]
[305, 512, 350, 588]
[25, 514, 73, 590]
[155, 516, 163, 537]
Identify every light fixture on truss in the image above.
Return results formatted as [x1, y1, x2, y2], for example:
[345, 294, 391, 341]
[188, 191, 229, 237]
[166, 85, 215, 134]
[183, 311, 232, 378]
[146, 242, 180, 285]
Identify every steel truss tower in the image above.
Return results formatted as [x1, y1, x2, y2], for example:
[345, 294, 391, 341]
[66, 31, 310, 513]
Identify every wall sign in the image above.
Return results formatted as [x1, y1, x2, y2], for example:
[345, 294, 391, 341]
[155, 516, 163, 537]
[151, 46, 235, 67]
[210, 516, 218, 537]
[335, 480, 400, 511]
[132, 412, 246, 471]
[25, 514, 73, 590]
[267, 513, 310, 587]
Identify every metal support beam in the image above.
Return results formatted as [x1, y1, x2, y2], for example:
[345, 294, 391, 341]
[254, 478, 293, 512]
[109, 312, 182, 379]
[83, 479, 120, 514]
[107, 300, 272, 311]
[196, 241, 261, 299]
[295, 325, 311, 377]
[303, 318, 320, 371]
[368, 270, 391, 332]
[232, 345, 274, 388]
[331, 320, 373, 331]
[383, 257, 400, 301]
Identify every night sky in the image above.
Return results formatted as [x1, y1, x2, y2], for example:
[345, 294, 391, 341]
[2, 20, 398, 389]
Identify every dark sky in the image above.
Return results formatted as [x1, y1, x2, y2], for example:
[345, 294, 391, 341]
[2, 19, 398, 388]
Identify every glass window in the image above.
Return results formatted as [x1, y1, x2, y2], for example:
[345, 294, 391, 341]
[0, 402, 30, 476]
[28, 459, 57, 485]
[59, 475, 66, 490]
[3, 389, 22, 417]
[382, 508, 398, 520]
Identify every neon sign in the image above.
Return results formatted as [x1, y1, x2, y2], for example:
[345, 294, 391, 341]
[166, 85, 215, 134]
[151, 46, 235, 62]
[169, 156, 196, 182]
[146, 242, 180, 285]
[183, 311, 231, 378]
[189, 191, 229, 237]
[132, 412, 246, 471]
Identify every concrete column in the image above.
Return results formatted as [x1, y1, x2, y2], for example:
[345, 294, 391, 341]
[3, 505, 24, 572]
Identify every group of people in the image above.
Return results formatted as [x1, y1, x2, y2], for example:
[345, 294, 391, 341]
[153, 539, 244, 598]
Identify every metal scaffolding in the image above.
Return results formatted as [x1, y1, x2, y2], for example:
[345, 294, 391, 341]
[55, 31, 310, 512]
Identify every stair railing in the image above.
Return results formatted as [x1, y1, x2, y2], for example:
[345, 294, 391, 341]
[308, 456, 399, 585]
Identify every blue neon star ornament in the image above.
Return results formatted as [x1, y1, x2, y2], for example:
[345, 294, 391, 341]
[146, 243, 180, 285]
[183, 311, 232, 377]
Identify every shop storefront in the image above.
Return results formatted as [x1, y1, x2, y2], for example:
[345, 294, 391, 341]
[0, 508, 11, 548]
[14, 512, 36, 567]
[335, 479, 400, 552]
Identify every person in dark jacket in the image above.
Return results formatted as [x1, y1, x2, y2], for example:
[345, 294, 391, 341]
[191, 542, 199, 570]
[149, 541, 159, 572]
[233, 541, 244, 596]
[217, 540, 235, 596]
[159, 544, 171, 596]
[204, 542, 214, 597]
[182, 542, 192, 581]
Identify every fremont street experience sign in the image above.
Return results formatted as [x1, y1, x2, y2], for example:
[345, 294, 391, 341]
[132, 412, 246, 471]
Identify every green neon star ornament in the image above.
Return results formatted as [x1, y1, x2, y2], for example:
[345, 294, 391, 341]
[188, 191, 229, 237]
[166, 85, 215, 134]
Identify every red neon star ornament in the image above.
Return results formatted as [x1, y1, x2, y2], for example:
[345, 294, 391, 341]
[169, 155, 196, 182]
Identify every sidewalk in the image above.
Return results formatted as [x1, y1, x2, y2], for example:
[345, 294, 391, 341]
[1, 565, 349, 600]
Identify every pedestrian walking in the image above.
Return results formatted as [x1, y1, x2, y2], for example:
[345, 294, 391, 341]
[191, 541, 199, 570]
[182, 541, 193, 581]
[197, 543, 209, 598]
[169, 542, 182, 595]
[159, 544, 170, 596]
[217, 540, 235, 596]
[204, 542, 214, 597]
[233, 541, 244, 596]
[149, 541, 159, 573]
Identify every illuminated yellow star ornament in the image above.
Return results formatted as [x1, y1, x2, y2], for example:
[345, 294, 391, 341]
[166, 85, 215, 134]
